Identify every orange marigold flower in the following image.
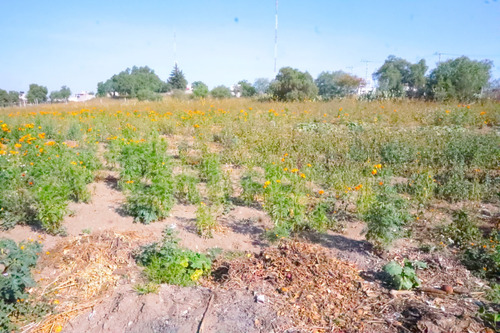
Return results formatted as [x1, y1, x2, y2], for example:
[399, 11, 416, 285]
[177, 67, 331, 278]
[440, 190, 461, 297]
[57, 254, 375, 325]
[318, 190, 324, 195]
[371, 169, 377, 175]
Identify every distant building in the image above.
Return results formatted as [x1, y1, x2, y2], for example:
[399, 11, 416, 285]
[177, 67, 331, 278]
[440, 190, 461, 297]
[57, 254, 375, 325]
[19, 92, 27, 106]
[357, 78, 375, 95]
[68, 91, 95, 102]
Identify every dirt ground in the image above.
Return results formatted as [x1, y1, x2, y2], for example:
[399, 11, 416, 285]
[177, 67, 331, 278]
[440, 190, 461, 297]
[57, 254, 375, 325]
[1, 170, 497, 333]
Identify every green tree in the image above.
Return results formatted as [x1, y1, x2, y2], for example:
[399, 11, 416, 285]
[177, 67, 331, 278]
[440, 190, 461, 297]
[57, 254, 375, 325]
[26, 84, 48, 104]
[315, 71, 364, 99]
[50, 86, 71, 102]
[253, 78, 270, 95]
[8, 91, 19, 105]
[427, 56, 492, 102]
[192, 81, 209, 98]
[237, 80, 257, 97]
[269, 67, 318, 101]
[167, 64, 188, 91]
[210, 85, 232, 99]
[0, 89, 9, 106]
[97, 66, 166, 98]
[373, 56, 427, 98]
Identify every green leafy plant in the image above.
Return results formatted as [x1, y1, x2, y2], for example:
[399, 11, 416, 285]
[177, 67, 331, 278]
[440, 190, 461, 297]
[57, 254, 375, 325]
[363, 185, 411, 248]
[441, 210, 482, 248]
[195, 202, 218, 238]
[240, 171, 263, 205]
[135, 228, 211, 286]
[383, 259, 427, 290]
[0, 238, 51, 331]
[174, 173, 200, 204]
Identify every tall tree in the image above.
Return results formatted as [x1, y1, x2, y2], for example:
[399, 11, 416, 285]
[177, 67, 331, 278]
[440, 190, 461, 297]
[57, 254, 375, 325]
[50, 86, 71, 102]
[192, 81, 209, 98]
[269, 67, 318, 101]
[97, 66, 166, 98]
[315, 71, 364, 99]
[253, 78, 270, 95]
[373, 56, 427, 97]
[167, 64, 188, 90]
[26, 84, 48, 104]
[237, 80, 257, 97]
[427, 57, 492, 102]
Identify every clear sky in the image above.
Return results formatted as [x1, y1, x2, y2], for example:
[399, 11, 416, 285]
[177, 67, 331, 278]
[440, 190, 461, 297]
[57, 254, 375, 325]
[1, 0, 499, 94]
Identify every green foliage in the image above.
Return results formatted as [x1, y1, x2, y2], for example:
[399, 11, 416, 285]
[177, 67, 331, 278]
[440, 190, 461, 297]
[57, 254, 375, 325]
[373, 56, 427, 98]
[174, 173, 200, 204]
[406, 171, 437, 207]
[26, 84, 48, 103]
[315, 71, 364, 99]
[427, 57, 492, 102]
[442, 210, 482, 248]
[435, 168, 477, 202]
[237, 80, 257, 97]
[240, 171, 263, 205]
[0, 238, 51, 332]
[49, 86, 71, 102]
[98, 66, 167, 98]
[133, 282, 160, 294]
[167, 64, 187, 90]
[210, 85, 232, 99]
[383, 259, 427, 290]
[136, 89, 161, 101]
[0, 90, 19, 107]
[118, 138, 175, 223]
[135, 228, 211, 286]
[308, 200, 336, 232]
[269, 67, 318, 101]
[191, 81, 209, 99]
[195, 202, 217, 238]
[363, 185, 411, 248]
[253, 78, 270, 95]
[478, 307, 500, 331]
[380, 141, 413, 165]
[461, 231, 499, 280]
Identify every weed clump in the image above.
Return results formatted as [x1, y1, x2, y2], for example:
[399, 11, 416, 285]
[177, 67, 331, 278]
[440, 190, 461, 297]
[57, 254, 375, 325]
[135, 228, 211, 286]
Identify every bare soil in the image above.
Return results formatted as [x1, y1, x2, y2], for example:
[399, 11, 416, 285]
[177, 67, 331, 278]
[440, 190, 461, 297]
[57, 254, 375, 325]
[1, 170, 496, 333]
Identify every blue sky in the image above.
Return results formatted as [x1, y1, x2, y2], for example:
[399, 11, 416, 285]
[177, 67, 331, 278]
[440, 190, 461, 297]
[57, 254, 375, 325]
[1, 0, 499, 94]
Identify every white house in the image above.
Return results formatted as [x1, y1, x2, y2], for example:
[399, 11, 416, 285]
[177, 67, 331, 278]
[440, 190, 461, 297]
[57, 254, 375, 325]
[68, 91, 95, 102]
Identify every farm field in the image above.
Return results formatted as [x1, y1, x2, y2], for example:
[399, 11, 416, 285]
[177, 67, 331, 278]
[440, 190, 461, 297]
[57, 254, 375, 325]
[0, 98, 499, 332]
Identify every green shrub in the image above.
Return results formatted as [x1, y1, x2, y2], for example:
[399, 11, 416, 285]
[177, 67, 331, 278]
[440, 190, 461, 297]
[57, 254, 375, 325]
[380, 141, 414, 165]
[195, 202, 218, 238]
[363, 185, 411, 248]
[174, 174, 200, 204]
[240, 171, 263, 205]
[441, 210, 482, 248]
[126, 180, 174, 224]
[0, 238, 51, 332]
[135, 228, 211, 286]
[406, 171, 437, 207]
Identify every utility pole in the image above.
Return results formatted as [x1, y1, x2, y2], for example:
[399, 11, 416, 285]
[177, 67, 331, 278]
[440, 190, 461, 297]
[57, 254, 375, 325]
[274, 0, 278, 74]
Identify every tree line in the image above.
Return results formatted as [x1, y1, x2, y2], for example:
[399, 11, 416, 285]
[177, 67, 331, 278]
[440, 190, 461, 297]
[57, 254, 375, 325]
[1, 54, 497, 107]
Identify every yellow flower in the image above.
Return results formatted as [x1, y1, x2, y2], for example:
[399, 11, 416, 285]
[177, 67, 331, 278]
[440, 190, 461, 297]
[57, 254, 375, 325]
[70, 161, 77, 165]
[194, 124, 200, 128]
[38, 132, 45, 139]
[307, 163, 312, 167]
[371, 169, 377, 175]
[300, 173, 306, 179]
[14, 143, 22, 148]
[126, 180, 134, 184]
[54, 325, 63, 333]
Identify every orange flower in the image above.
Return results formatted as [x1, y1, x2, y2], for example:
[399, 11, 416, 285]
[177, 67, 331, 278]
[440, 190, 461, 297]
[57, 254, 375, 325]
[300, 173, 306, 179]
[318, 190, 324, 195]
[371, 169, 377, 175]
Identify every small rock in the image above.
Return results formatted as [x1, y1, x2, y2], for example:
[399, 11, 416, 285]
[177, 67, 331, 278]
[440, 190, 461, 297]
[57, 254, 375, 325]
[480, 209, 491, 217]
[255, 295, 266, 303]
